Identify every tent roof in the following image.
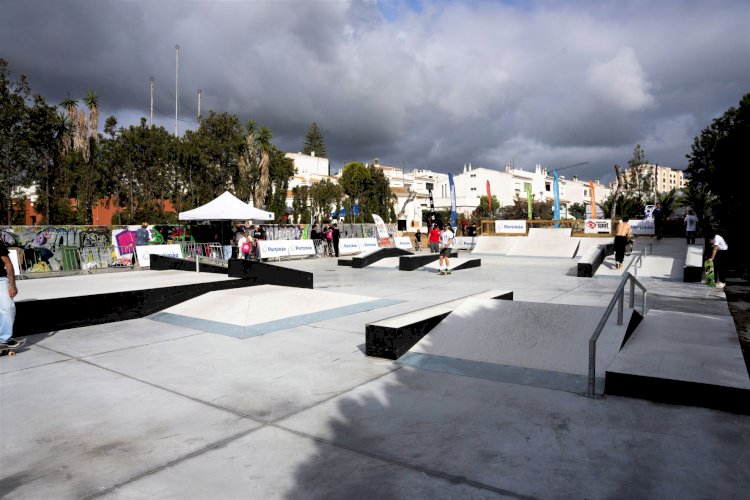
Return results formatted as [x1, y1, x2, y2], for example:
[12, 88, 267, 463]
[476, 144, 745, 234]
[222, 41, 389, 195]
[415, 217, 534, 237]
[178, 191, 274, 221]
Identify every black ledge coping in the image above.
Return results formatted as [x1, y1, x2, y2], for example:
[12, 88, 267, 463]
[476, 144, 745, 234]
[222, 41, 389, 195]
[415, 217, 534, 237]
[366, 290, 513, 360]
[351, 247, 413, 268]
[228, 259, 313, 289]
[14, 277, 254, 337]
[577, 243, 614, 278]
[150, 254, 228, 274]
[399, 252, 459, 271]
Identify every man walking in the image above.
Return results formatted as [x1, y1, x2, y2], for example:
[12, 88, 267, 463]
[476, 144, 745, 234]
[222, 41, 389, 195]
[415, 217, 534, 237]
[684, 210, 698, 245]
[0, 240, 22, 349]
[438, 225, 454, 275]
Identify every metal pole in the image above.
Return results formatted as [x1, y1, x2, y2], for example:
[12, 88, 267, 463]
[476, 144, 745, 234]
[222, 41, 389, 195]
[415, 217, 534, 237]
[175, 44, 179, 137]
[617, 289, 624, 325]
[149, 77, 154, 127]
[630, 279, 635, 309]
[197, 89, 202, 122]
[588, 338, 596, 397]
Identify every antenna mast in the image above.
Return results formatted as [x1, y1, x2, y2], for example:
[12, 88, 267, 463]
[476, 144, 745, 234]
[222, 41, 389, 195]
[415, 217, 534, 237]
[149, 77, 154, 127]
[175, 44, 179, 137]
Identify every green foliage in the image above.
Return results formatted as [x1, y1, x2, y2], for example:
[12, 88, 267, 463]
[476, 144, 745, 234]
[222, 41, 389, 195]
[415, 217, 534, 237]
[337, 163, 396, 222]
[499, 195, 553, 220]
[309, 178, 343, 223]
[568, 202, 586, 219]
[291, 185, 311, 224]
[265, 146, 295, 223]
[686, 93, 750, 274]
[302, 122, 327, 158]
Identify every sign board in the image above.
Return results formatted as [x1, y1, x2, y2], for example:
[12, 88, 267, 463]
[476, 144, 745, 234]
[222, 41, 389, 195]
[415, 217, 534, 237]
[495, 220, 527, 234]
[339, 239, 362, 256]
[629, 219, 655, 235]
[452, 237, 475, 250]
[136, 244, 182, 267]
[258, 240, 290, 259]
[372, 214, 389, 239]
[584, 219, 612, 234]
[394, 237, 413, 250]
[288, 240, 315, 257]
[360, 238, 378, 250]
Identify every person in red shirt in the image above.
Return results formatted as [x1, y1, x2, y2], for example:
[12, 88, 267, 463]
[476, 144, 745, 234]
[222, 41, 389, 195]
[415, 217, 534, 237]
[428, 224, 441, 253]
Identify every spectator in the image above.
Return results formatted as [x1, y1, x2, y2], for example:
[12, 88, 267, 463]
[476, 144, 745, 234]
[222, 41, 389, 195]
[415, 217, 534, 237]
[653, 203, 663, 239]
[707, 230, 728, 289]
[428, 224, 441, 253]
[684, 210, 698, 245]
[136, 222, 150, 246]
[332, 223, 340, 257]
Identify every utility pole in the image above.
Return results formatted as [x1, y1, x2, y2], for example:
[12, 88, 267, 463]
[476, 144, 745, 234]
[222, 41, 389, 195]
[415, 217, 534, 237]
[197, 88, 202, 123]
[149, 77, 154, 127]
[175, 44, 179, 137]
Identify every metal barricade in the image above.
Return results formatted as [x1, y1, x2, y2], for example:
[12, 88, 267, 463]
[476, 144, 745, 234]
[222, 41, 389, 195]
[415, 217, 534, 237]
[179, 242, 227, 264]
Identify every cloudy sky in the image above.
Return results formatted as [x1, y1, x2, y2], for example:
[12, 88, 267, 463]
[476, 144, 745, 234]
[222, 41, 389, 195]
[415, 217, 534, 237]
[2, 0, 749, 181]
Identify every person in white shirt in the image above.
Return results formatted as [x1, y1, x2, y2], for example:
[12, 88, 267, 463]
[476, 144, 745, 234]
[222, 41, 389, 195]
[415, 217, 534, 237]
[438, 225, 454, 275]
[708, 231, 728, 288]
[684, 210, 698, 245]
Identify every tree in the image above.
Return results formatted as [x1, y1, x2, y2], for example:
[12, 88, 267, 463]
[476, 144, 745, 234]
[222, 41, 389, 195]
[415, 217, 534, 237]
[686, 93, 750, 274]
[569, 202, 586, 219]
[309, 178, 343, 223]
[0, 59, 33, 224]
[302, 122, 327, 158]
[620, 144, 654, 216]
[499, 195, 553, 220]
[291, 185, 311, 224]
[254, 126, 273, 207]
[264, 146, 296, 223]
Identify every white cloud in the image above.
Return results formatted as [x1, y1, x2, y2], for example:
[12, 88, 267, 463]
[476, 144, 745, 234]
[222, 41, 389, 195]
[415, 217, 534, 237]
[587, 47, 654, 111]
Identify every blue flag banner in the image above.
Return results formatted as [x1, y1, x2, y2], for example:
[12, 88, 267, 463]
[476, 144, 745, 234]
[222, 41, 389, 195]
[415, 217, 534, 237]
[449, 174, 457, 230]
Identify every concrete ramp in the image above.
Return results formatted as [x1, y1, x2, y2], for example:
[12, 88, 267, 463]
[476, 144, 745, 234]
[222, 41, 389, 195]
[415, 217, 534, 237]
[606, 310, 750, 414]
[506, 228, 580, 258]
[399, 299, 631, 394]
[470, 236, 519, 255]
[150, 285, 401, 338]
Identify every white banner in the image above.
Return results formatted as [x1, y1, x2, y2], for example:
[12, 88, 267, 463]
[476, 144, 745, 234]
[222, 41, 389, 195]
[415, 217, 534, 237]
[339, 239, 362, 255]
[288, 240, 316, 257]
[360, 238, 378, 250]
[258, 240, 290, 259]
[8, 249, 20, 277]
[584, 219, 612, 234]
[452, 237, 475, 250]
[136, 244, 182, 267]
[372, 214, 390, 239]
[629, 219, 655, 235]
[495, 220, 527, 234]
[394, 237, 413, 250]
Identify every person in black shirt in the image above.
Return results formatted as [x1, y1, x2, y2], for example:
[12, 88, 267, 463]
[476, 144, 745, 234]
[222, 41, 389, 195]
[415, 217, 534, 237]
[332, 223, 340, 257]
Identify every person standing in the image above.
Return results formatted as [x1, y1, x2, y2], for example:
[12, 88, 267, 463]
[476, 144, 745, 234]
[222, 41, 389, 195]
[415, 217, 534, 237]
[414, 229, 422, 251]
[614, 217, 632, 270]
[428, 224, 441, 253]
[0, 240, 22, 349]
[438, 225, 454, 275]
[684, 210, 698, 245]
[332, 223, 340, 257]
[707, 231, 728, 289]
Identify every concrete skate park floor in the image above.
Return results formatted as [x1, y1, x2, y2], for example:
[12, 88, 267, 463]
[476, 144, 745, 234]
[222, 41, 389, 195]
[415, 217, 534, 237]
[2, 241, 749, 499]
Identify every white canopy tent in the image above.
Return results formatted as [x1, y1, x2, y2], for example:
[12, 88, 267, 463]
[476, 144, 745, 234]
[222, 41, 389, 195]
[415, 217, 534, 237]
[178, 191, 274, 221]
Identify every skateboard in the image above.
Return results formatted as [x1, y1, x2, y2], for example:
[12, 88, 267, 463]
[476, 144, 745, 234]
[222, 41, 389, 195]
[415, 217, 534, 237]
[438, 269, 452, 275]
[0, 339, 26, 357]
[704, 260, 715, 287]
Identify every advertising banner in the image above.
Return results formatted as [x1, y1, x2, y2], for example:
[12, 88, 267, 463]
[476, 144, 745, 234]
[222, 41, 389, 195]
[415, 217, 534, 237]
[452, 237, 475, 250]
[8, 249, 19, 276]
[288, 240, 316, 257]
[394, 237, 413, 250]
[584, 219, 612, 234]
[258, 240, 290, 259]
[136, 244, 182, 267]
[372, 214, 389, 239]
[360, 238, 378, 250]
[449, 173, 457, 230]
[629, 219, 655, 235]
[495, 220, 527, 234]
[339, 239, 362, 255]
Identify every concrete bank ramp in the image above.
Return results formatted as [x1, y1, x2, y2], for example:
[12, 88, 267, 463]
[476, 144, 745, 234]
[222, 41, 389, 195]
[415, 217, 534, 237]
[506, 228, 580, 258]
[606, 309, 750, 413]
[399, 298, 631, 394]
[470, 236, 520, 255]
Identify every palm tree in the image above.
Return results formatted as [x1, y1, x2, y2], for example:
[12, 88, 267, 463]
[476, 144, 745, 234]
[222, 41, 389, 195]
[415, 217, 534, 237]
[657, 188, 678, 218]
[238, 120, 256, 202]
[59, 98, 78, 155]
[84, 90, 99, 141]
[253, 126, 272, 207]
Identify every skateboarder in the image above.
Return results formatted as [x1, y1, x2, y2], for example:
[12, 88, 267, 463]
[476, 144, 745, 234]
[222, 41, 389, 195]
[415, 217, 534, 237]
[438, 225, 454, 275]
[0, 239, 22, 350]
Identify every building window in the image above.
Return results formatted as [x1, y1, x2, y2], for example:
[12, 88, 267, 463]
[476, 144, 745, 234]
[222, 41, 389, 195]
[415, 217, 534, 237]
[470, 174, 476, 178]
[470, 187, 477, 191]
[545, 182, 551, 192]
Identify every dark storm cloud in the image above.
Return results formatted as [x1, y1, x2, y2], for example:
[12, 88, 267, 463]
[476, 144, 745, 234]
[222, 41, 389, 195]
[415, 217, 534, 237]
[2, 0, 749, 181]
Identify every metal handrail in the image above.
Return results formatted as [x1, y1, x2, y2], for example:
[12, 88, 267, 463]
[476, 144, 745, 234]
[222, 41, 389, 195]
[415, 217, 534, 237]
[622, 243, 652, 276]
[587, 271, 648, 397]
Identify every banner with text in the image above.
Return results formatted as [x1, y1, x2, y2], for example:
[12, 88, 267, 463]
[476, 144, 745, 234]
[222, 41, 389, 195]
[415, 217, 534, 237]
[584, 219, 612, 234]
[394, 237, 413, 250]
[495, 220, 527, 234]
[629, 219, 655, 235]
[136, 244, 182, 267]
[258, 240, 290, 259]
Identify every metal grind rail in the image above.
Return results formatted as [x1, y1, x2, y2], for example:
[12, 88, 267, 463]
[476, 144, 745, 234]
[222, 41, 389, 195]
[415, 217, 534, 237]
[587, 271, 648, 397]
[622, 243, 652, 277]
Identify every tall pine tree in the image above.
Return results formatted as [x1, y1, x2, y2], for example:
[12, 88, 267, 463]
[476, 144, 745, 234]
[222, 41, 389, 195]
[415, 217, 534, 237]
[302, 122, 327, 158]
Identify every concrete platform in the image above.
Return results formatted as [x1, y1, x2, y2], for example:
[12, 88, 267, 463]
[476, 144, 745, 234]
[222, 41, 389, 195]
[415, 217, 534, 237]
[2, 247, 749, 499]
[400, 298, 633, 394]
[506, 228, 581, 258]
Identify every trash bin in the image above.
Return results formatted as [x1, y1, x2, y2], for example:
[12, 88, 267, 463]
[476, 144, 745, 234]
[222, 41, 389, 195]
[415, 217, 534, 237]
[61, 246, 80, 271]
